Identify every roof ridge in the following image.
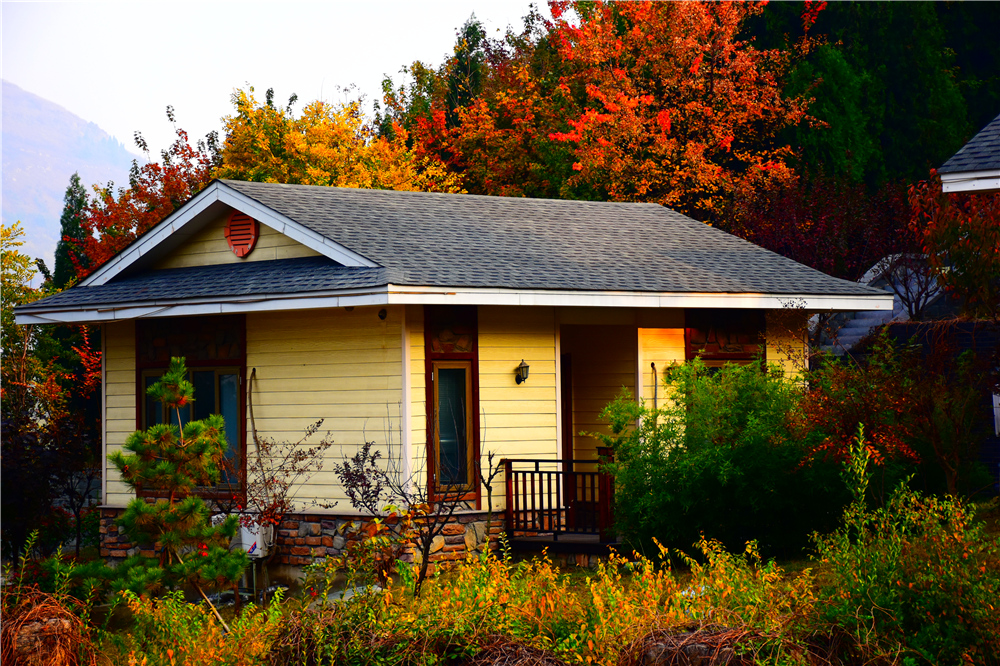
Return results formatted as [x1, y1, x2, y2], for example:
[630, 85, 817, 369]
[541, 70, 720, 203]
[220, 179, 667, 208]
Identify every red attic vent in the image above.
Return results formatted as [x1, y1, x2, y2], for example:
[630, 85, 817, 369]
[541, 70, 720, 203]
[224, 211, 260, 258]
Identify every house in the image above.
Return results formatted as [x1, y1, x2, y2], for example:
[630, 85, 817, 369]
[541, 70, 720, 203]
[939, 112, 1000, 194]
[15, 179, 893, 565]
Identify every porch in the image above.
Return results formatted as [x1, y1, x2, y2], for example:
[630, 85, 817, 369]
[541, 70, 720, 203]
[501, 448, 621, 554]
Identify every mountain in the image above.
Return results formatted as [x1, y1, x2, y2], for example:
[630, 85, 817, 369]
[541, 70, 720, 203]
[2, 80, 140, 269]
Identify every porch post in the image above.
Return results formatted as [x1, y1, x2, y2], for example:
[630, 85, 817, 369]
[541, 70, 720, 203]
[502, 458, 514, 536]
[597, 446, 615, 543]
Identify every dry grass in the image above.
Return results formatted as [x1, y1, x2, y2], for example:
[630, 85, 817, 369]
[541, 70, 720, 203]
[0, 586, 99, 666]
[617, 624, 886, 666]
[466, 635, 570, 666]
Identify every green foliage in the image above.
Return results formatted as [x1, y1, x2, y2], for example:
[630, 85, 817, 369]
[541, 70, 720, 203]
[2, 222, 102, 559]
[599, 359, 845, 556]
[749, 1, 971, 185]
[782, 44, 878, 183]
[53, 172, 90, 289]
[108, 357, 247, 596]
[814, 428, 1000, 665]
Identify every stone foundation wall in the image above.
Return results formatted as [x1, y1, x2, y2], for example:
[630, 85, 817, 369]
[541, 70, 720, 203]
[99, 507, 503, 571]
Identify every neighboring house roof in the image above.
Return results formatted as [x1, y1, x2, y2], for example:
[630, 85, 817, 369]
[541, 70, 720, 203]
[939, 113, 1000, 194]
[16, 179, 894, 323]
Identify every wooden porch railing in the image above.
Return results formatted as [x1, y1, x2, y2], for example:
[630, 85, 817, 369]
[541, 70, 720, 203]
[502, 447, 615, 543]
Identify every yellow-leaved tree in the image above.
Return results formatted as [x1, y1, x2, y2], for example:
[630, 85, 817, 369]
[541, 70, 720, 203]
[218, 87, 462, 193]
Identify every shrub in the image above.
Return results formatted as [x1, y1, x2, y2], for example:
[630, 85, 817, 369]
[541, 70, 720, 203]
[1, 533, 101, 666]
[814, 428, 1000, 665]
[101, 589, 284, 666]
[801, 333, 994, 500]
[107, 357, 247, 624]
[600, 359, 845, 556]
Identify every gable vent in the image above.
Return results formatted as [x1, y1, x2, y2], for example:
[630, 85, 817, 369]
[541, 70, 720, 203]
[224, 211, 260, 258]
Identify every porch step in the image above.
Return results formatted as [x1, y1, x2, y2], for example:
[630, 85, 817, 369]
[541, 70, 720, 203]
[509, 533, 621, 555]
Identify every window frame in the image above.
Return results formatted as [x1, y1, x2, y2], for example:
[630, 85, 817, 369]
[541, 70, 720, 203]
[431, 360, 475, 494]
[134, 316, 246, 501]
[424, 305, 480, 505]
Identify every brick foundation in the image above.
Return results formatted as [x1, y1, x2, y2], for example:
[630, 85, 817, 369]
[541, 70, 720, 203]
[99, 507, 503, 571]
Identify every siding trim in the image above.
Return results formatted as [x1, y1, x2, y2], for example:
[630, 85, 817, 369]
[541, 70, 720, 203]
[401, 307, 412, 482]
[101, 323, 108, 506]
[554, 322, 562, 463]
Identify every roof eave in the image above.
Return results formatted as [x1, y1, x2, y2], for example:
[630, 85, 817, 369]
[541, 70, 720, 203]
[940, 169, 1000, 194]
[15, 284, 893, 325]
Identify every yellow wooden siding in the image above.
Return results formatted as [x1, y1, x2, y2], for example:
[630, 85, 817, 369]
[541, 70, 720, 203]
[637, 328, 686, 405]
[154, 211, 320, 270]
[245, 306, 403, 513]
[561, 325, 638, 460]
[477, 306, 558, 505]
[104, 320, 136, 507]
[406, 305, 427, 492]
[765, 310, 809, 379]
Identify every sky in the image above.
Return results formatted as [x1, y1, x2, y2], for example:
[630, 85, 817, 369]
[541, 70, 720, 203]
[2, 1, 544, 156]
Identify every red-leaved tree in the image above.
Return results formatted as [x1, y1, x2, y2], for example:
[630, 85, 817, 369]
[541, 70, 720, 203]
[726, 172, 911, 282]
[75, 108, 219, 279]
[910, 170, 1000, 322]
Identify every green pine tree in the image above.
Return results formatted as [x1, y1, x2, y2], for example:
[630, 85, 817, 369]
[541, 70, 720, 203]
[53, 172, 89, 289]
[109, 357, 247, 626]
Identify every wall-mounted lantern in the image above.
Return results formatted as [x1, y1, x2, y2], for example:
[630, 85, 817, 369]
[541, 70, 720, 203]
[515, 359, 530, 385]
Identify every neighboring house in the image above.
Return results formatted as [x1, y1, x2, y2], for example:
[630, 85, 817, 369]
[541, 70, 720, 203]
[817, 113, 1000, 354]
[15, 179, 892, 565]
[826, 117, 1000, 491]
[816, 254, 955, 356]
[939, 112, 1000, 194]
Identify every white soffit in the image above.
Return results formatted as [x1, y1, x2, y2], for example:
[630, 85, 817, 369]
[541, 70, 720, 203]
[941, 169, 1000, 194]
[79, 181, 377, 287]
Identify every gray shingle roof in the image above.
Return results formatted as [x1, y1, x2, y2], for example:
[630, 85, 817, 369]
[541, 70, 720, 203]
[17, 257, 385, 312]
[222, 179, 879, 296]
[939, 113, 1000, 174]
[22, 181, 888, 314]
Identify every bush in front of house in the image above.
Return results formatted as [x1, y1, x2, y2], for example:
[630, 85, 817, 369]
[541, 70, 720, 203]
[799, 333, 995, 501]
[599, 358, 847, 557]
[108, 357, 247, 613]
[814, 430, 1000, 666]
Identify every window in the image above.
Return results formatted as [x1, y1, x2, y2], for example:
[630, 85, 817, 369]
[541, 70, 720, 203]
[141, 368, 241, 486]
[424, 305, 479, 500]
[432, 361, 473, 490]
[993, 393, 999, 437]
[136, 315, 245, 494]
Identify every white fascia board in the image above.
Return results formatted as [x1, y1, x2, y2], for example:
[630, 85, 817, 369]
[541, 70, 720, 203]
[384, 285, 895, 312]
[941, 169, 1000, 194]
[16, 285, 892, 325]
[15, 289, 392, 324]
[80, 182, 377, 287]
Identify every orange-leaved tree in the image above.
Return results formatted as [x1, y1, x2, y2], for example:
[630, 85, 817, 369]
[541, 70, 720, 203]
[218, 87, 462, 193]
[392, 1, 817, 219]
[544, 0, 813, 219]
[910, 170, 1000, 322]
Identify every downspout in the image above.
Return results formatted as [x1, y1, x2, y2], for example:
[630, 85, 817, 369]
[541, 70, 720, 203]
[651, 362, 657, 411]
